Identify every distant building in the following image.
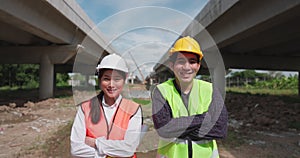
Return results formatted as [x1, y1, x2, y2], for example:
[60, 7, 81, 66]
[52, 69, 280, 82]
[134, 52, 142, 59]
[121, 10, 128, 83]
[127, 73, 142, 84]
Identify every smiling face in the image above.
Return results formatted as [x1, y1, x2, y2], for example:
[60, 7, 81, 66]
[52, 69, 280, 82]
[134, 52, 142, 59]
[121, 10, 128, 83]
[99, 69, 126, 104]
[170, 52, 200, 85]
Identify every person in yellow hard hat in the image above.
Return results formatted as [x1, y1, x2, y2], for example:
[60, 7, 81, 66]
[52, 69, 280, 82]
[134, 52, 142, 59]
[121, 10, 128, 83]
[151, 36, 228, 158]
[70, 54, 142, 158]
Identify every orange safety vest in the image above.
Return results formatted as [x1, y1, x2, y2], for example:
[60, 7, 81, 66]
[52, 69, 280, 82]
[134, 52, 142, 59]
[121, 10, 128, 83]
[81, 97, 140, 157]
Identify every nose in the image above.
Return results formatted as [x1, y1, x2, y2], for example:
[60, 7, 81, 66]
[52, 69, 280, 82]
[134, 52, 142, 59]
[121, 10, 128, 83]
[108, 80, 116, 88]
[182, 61, 192, 70]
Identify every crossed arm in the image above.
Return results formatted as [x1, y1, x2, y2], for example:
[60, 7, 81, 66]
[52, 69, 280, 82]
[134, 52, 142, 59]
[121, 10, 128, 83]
[151, 86, 228, 140]
[70, 107, 142, 157]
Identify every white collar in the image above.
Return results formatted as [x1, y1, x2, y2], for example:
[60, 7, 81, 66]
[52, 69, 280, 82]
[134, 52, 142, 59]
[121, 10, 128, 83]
[102, 94, 122, 108]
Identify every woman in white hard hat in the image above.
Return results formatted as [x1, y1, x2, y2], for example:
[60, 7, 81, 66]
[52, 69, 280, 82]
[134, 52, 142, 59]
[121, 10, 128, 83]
[70, 54, 142, 158]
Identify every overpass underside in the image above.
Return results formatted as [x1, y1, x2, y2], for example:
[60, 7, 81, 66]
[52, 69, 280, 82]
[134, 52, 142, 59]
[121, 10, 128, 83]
[0, 0, 113, 99]
[153, 0, 300, 95]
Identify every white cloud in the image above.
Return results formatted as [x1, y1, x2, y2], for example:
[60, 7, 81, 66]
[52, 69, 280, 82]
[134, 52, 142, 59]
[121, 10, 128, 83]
[76, 1, 208, 77]
[97, 6, 193, 38]
[91, 7, 196, 77]
[100, 0, 172, 11]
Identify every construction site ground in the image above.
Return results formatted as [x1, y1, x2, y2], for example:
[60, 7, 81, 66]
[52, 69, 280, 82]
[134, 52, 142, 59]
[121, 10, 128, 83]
[0, 85, 299, 158]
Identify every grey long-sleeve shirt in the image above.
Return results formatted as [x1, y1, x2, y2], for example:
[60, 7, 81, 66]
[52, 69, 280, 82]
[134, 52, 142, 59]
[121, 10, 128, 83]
[151, 80, 228, 140]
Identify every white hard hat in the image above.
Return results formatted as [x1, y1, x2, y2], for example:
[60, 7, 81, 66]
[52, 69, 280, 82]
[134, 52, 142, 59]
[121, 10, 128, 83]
[96, 54, 129, 73]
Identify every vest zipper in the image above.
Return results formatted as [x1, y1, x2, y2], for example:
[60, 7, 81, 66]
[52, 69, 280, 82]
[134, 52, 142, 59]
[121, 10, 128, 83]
[188, 139, 193, 158]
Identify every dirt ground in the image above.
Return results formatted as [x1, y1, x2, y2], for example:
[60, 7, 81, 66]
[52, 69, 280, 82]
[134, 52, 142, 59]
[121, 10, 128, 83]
[0, 87, 299, 158]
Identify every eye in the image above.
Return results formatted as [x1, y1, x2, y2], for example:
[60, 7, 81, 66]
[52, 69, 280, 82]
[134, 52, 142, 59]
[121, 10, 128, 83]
[189, 59, 198, 64]
[113, 77, 123, 82]
[102, 77, 110, 81]
[176, 59, 186, 65]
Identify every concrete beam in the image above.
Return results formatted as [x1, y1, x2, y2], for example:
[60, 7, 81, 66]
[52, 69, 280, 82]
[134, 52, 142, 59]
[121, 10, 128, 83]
[45, 0, 117, 54]
[198, 0, 300, 48]
[0, 0, 80, 44]
[0, 45, 77, 64]
[186, 0, 239, 28]
[45, 0, 95, 36]
[72, 36, 113, 75]
[222, 18, 300, 53]
[0, 21, 42, 45]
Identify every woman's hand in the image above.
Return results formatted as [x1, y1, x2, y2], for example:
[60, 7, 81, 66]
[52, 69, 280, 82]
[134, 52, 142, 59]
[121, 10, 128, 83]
[85, 136, 96, 148]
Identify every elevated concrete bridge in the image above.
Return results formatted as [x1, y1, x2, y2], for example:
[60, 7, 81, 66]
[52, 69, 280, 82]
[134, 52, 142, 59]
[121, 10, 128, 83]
[153, 0, 300, 95]
[1, 0, 299, 99]
[0, 0, 114, 99]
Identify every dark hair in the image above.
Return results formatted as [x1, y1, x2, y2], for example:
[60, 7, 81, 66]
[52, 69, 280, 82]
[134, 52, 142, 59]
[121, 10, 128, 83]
[169, 52, 200, 63]
[90, 92, 103, 124]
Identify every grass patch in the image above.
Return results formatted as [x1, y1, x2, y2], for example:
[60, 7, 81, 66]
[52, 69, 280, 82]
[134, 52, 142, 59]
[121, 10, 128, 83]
[43, 121, 73, 157]
[132, 98, 151, 105]
[226, 87, 298, 96]
[226, 87, 300, 104]
[0, 86, 20, 91]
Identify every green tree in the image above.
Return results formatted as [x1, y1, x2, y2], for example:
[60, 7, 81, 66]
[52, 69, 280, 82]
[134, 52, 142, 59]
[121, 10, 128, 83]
[0, 64, 18, 87]
[56, 73, 70, 86]
[230, 70, 269, 79]
[0, 64, 39, 88]
[16, 64, 39, 88]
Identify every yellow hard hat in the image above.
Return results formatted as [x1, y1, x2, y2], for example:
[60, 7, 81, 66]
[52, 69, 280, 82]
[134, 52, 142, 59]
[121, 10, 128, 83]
[169, 36, 203, 60]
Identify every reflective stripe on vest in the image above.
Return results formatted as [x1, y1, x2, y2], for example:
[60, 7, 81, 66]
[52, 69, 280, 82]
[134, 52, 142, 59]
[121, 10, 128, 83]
[81, 98, 140, 140]
[157, 79, 218, 158]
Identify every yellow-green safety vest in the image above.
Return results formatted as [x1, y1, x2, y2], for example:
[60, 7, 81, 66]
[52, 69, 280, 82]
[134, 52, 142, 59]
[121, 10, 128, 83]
[156, 79, 219, 158]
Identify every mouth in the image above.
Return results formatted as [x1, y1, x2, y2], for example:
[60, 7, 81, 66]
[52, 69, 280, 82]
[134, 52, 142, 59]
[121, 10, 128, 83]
[179, 71, 193, 77]
[106, 89, 117, 94]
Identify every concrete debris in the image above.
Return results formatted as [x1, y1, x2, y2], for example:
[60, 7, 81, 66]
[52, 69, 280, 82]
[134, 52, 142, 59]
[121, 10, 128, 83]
[0, 127, 4, 135]
[228, 119, 243, 129]
[256, 131, 285, 138]
[248, 140, 266, 146]
[10, 111, 22, 117]
[24, 101, 35, 108]
[246, 123, 252, 127]
[0, 105, 10, 112]
[144, 118, 152, 125]
[21, 110, 30, 116]
[9, 103, 16, 108]
[29, 126, 41, 132]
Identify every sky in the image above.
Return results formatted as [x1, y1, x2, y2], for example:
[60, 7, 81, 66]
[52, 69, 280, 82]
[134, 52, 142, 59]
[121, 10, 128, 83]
[75, 0, 297, 78]
[75, 0, 209, 78]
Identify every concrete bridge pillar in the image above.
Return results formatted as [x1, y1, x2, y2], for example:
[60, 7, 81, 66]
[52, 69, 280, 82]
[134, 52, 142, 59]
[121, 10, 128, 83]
[39, 54, 54, 99]
[212, 66, 226, 99]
